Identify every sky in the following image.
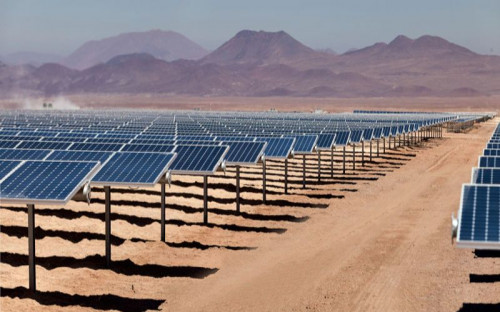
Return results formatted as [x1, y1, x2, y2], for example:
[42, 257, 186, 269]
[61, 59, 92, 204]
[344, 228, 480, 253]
[0, 0, 499, 56]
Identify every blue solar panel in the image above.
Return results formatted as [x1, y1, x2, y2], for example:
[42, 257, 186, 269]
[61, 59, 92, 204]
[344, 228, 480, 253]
[390, 126, 398, 136]
[42, 137, 87, 143]
[0, 160, 99, 204]
[334, 131, 350, 146]
[217, 136, 255, 142]
[316, 134, 336, 150]
[457, 184, 500, 248]
[261, 138, 295, 159]
[479, 156, 500, 168]
[223, 141, 266, 164]
[121, 144, 176, 153]
[362, 129, 374, 141]
[471, 168, 500, 184]
[292, 135, 318, 153]
[373, 128, 383, 139]
[349, 130, 364, 143]
[170, 145, 228, 174]
[47, 150, 113, 163]
[93, 152, 176, 185]
[0, 160, 21, 179]
[0, 141, 20, 148]
[131, 138, 176, 145]
[382, 127, 391, 137]
[0, 149, 51, 160]
[484, 149, 500, 156]
[17, 141, 71, 150]
[488, 143, 500, 149]
[85, 138, 132, 144]
[69, 143, 124, 152]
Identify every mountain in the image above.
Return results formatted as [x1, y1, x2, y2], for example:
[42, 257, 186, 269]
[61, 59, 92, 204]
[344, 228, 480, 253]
[343, 35, 477, 59]
[201, 30, 332, 65]
[2, 51, 62, 66]
[1, 32, 499, 98]
[62, 29, 209, 70]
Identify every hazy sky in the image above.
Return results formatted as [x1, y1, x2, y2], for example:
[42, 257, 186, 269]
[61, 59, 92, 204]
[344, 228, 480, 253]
[1, 0, 499, 56]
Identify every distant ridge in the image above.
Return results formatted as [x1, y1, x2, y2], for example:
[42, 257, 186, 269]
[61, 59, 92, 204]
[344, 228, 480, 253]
[62, 29, 208, 70]
[1, 31, 499, 98]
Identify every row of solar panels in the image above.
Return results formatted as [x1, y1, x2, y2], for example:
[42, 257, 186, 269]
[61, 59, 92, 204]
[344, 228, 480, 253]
[455, 122, 500, 250]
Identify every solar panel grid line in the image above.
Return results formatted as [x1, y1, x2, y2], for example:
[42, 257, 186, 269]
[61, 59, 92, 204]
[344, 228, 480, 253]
[0, 160, 23, 182]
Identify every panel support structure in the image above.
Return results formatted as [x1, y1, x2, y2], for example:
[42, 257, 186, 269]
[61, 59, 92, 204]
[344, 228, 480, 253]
[369, 140, 372, 162]
[302, 155, 306, 189]
[236, 165, 241, 212]
[160, 182, 166, 242]
[317, 151, 321, 182]
[284, 159, 288, 194]
[352, 145, 356, 170]
[361, 141, 365, 166]
[343, 147, 346, 174]
[262, 160, 267, 203]
[104, 186, 111, 267]
[330, 148, 334, 178]
[28, 204, 36, 292]
[203, 176, 208, 223]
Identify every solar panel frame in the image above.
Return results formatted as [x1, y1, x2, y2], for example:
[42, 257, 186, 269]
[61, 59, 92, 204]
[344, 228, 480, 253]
[0, 160, 101, 205]
[170, 145, 229, 175]
[316, 134, 336, 151]
[471, 167, 500, 184]
[0, 149, 51, 161]
[456, 184, 500, 250]
[292, 135, 318, 154]
[223, 141, 267, 165]
[92, 152, 177, 187]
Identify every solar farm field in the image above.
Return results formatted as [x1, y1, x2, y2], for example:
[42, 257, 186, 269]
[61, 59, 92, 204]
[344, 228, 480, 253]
[0, 110, 498, 312]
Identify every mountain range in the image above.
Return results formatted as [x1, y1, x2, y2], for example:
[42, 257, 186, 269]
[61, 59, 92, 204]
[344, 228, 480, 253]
[1, 29, 499, 98]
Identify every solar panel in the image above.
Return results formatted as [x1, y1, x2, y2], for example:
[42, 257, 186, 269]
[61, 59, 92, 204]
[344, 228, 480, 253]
[471, 168, 500, 184]
[17, 141, 71, 150]
[170, 145, 228, 175]
[334, 131, 350, 146]
[0, 141, 20, 148]
[316, 134, 336, 150]
[488, 143, 500, 149]
[223, 141, 266, 165]
[47, 150, 113, 163]
[92, 152, 176, 186]
[121, 144, 176, 153]
[69, 143, 124, 152]
[292, 135, 318, 154]
[349, 130, 364, 143]
[0, 160, 21, 180]
[261, 138, 295, 159]
[373, 128, 383, 139]
[479, 156, 500, 168]
[382, 127, 391, 137]
[362, 129, 374, 141]
[0, 149, 51, 161]
[456, 184, 500, 249]
[216, 136, 255, 142]
[390, 126, 398, 136]
[0, 160, 100, 204]
[484, 149, 500, 156]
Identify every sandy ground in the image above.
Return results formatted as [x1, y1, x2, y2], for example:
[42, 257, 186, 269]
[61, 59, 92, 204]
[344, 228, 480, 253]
[1, 117, 499, 311]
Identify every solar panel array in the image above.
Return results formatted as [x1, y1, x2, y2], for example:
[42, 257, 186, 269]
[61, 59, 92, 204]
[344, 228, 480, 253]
[455, 122, 500, 249]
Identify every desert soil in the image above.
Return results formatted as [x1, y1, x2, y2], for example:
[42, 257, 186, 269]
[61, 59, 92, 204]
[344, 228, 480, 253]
[1, 114, 499, 311]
